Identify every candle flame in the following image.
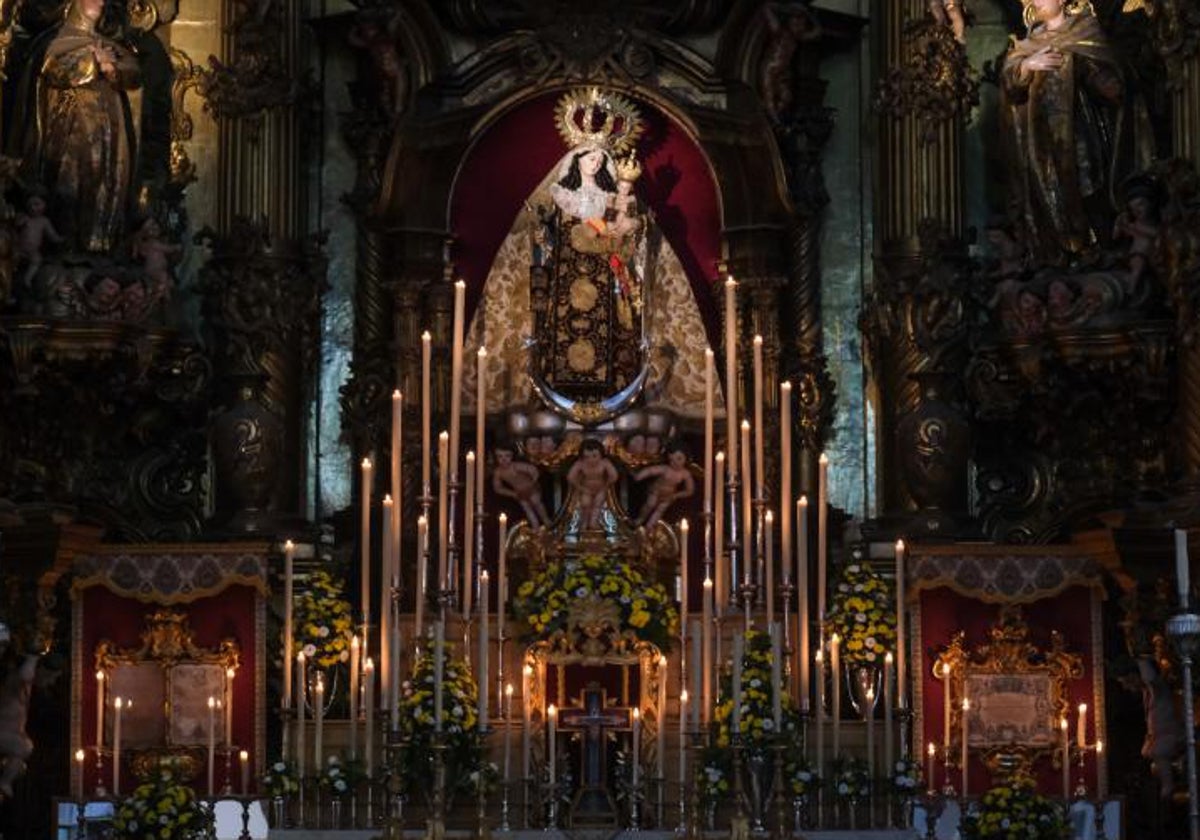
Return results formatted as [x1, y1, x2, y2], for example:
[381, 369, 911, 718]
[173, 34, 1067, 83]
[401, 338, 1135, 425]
[680, 518, 689, 531]
[819, 452, 829, 465]
[524, 664, 533, 677]
[478, 346, 487, 357]
[227, 666, 236, 679]
[365, 658, 375, 672]
[207, 696, 215, 709]
[75, 749, 85, 762]
[499, 512, 507, 524]
[422, 330, 431, 341]
[928, 742, 936, 756]
[896, 538, 905, 551]
[240, 750, 249, 762]
[505, 683, 514, 697]
[481, 570, 490, 581]
[703, 577, 713, 588]
[115, 697, 122, 709]
[96, 670, 104, 681]
[799, 495, 808, 506]
[753, 334, 763, 346]
[705, 348, 714, 359]
[962, 698, 970, 710]
[1060, 717, 1068, 730]
[467, 451, 476, 462]
[383, 494, 393, 505]
[352, 635, 360, 649]
[781, 380, 791, 392]
[548, 704, 557, 718]
[362, 457, 372, 469]
[659, 654, 668, 667]
[741, 419, 750, 431]
[1078, 702, 1087, 714]
[633, 707, 640, 720]
[1096, 740, 1103, 754]
[716, 451, 726, 462]
[765, 509, 773, 523]
[284, 539, 294, 551]
[439, 431, 448, 441]
[885, 651, 894, 664]
[392, 389, 401, 399]
[681, 690, 689, 703]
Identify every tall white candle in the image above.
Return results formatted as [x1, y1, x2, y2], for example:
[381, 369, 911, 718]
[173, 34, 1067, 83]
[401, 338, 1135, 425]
[701, 579, 713, 724]
[1061, 717, 1070, 801]
[448, 280, 466, 492]
[884, 652, 894, 779]
[207, 696, 216, 796]
[831, 633, 841, 760]
[679, 519, 690, 623]
[703, 349, 714, 515]
[926, 742, 937, 794]
[678, 690, 688, 793]
[895, 539, 907, 709]
[349, 634, 361, 757]
[421, 332, 432, 496]
[780, 381, 792, 587]
[689, 622, 701, 729]
[225, 666, 235, 748]
[522, 664, 532, 782]
[389, 390, 402, 708]
[479, 569, 490, 728]
[942, 663, 952, 749]
[434, 619, 445, 732]
[714, 452, 726, 606]
[380, 496, 393, 719]
[437, 431, 449, 591]
[1077, 703, 1087, 749]
[361, 457, 373, 621]
[503, 683, 514, 784]
[765, 509, 775, 626]
[283, 541, 294, 711]
[498, 513, 509, 644]
[240, 750, 249, 795]
[770, 623, 782, 731]
[815, 650, 825, 776]
[476, 347, 487, 499]
[314, 673, 325, 770]
[797, 497, 810, 710]
[364, 659, 375, 779]
[415, 515, 428, 644]
[752, 335, 764, 501]
[817, 454, 828, 629]
[866, 686, 876, 785]
[548, 704, 558, 786]
[295, 652, 306, 779]
[1176, 528, 1190, 608]
[740, 420, 752, 588]
[731, 634, 744, 734]
[464, 451, 476, 616]
[113, 696, 124, 797]
[632, 707, 642, 789]
[962, 697, 970, 797]
[724, 277, 739, 486]
[95, 671, 105, 749]
[75, 748, 84, 801]
[657, 656, 667, 782]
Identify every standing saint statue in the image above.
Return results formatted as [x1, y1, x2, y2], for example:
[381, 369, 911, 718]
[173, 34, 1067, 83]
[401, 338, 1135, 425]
[1001, 0, 1151, 263]
[20, 0, 141, 254]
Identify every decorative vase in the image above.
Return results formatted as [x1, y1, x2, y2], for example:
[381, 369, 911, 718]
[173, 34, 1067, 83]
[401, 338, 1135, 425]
[792, 793, 810, 833]
[271, 795, 286, 828]
[704, 798, 717, 831]
[329, 797, 343, 829]
[210, 371, 282, 533]
[895, 370, 970, 514]
[304, 667, 340, 716]
[747, 751, 771, 834]
[845, 664, 882, 719]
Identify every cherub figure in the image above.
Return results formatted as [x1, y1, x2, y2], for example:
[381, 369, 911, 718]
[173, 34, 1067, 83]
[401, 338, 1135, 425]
[633, 443, 695, 529]
[120, 280, 151, 322]
[15, 195, 63, 299]
[86, 276, 123, 320]
[0, 653, 37, 798]
[566, 438, 619, 530]
[131, 217, 181, 308]
[760, 3, 821, 123]
[348, 9, 409, 118]
[491, 446, 551, 528]
[1112, 178, 1161, 289]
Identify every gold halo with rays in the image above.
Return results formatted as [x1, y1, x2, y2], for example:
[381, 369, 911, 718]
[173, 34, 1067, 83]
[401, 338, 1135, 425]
[554, 87, 644, 156]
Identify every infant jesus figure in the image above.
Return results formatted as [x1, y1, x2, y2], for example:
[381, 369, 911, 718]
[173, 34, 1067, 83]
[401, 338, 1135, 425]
[634, 443, 695, 529]
[491, 446, 551, 528]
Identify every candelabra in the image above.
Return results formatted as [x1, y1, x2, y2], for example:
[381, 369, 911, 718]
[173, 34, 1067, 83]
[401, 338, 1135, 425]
[1071, 740, 1102, 801]
[1167, 610, 1200, 840]
[685, 730, 705, 840]
[739, 580, 758, 631]
[770, 740, 790, 840]
[922, 788, 945, 840]
[223, 746, 235, 796]
[93, 745, 107, 798]
[429, 734, 448, 840]
[474, 765, 491, 840]
[499, 775, 512, 833]
[729, 733, 750, 838]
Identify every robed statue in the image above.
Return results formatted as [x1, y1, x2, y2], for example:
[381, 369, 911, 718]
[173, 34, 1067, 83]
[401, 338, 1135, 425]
[17, 0, 141, 254]
[1001, 0, 1150, 263]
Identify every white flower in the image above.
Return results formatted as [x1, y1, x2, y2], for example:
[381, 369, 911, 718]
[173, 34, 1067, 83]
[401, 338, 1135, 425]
[274, 761, 286, 772]
[855, 612, 867, 623]
[749, 678, 762, 688]
[762, 719, 774, 730]
[576, 587, 588, 597]
[847, 564, 860, 573]
[303, 643, 317, 657]
[838, 782, 849, 794]
[318, 625, 330, 638]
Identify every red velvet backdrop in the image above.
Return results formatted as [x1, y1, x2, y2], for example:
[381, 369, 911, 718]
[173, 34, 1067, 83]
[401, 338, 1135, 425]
[918, 586, 1099, 796]
[449, 91, 723, 344]
[77, 585, 260, 793]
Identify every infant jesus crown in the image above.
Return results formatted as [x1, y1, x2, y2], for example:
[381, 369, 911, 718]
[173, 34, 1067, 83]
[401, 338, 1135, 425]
[615, 154, 643, 183]
[555, 87, 644, 156]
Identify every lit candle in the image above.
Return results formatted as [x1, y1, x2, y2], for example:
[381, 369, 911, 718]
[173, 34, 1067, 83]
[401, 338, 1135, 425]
[765, 509, 775, 626]
[797, 496, 809, 710]
[780, 381, 792, 590]
[74, 748, 85, 801]
[1077, 703, 1087, 749]
[723, 276, 739, 489]
[207, 696, 217, 796]
[464, 451, 476, 616]
[942, 662, 952, 749]
[1097, 740, 1105, 799]
[961, 697, 970, 798]
[831, 634, 841, 760]
[926, 742, 936, 794]
[690, 621, 701, 729]
[740, 420, 752, 589]
[349, 634, 361, 757]
[295, 652, 306, 779]
[884, 652, 894, 779]
[522, 664, 532, 783]
[448, 281, 466, 494]
[1061, 717, 1070, 802]
[895, 539, 907, 709]
[415, 515, 428, 643]
[503, 683, 514, 784]
[94, 670, 105, 750]
[364, 658, 375, 779]
[817, 454, 828, 629]
[360, 457, 373, 620]
[240, 750, 250, 795]
[437, 431, 449, 591]
[657, 656, 667, 782]
[632, 707, 642, 790]
[225, 666, 235, 748]
[479, 569, 490, 728]
[498, 513, 509, 644]
[1176, 528, 1190, 608]
[702, 579, 713, 724]
[679, 519, 690, 623]
[548, 704, 558, 787]
[421, 331, 432, 496]
[113, 697, 125, 797]
[476, 347, 487, 499]
[752, 335, 764, 501]
[866, 685, 876, 784]
[770, 623, 782, 731]
[314, 673, 325, 770]
[389, 390, 402, 708]
[731, 633, 744, 734]
[815, 650, 825, 777]
[283, 540, 294, 711]
[678, 690, 688, 794]
[434, 619, 445, 732]
[714, 452, 726, 606]
[703, 348, 714, 515]
[380, 495, 392, 720]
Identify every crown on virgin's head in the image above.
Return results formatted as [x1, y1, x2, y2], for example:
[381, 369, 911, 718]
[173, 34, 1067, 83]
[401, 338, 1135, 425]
[614, 155, 643, 183]
[555, 88, 644, 156]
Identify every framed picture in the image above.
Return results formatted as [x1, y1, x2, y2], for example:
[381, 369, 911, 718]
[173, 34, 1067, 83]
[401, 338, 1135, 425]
[965, 671, 1056, 748]
[168, 663, 227, 746]
[106, 662, 165, 749]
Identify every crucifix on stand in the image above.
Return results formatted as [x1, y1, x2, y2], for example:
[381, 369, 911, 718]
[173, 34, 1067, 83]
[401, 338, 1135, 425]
[557, 683, 635, 826]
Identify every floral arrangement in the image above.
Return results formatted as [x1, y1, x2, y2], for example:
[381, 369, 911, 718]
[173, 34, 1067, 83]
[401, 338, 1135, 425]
[396, 639, 487, 799]
[512, 554, 679, 651]
[261, 760, 301, 797]
[712, 629, 801, 752]
[889, 757, 921, 796]
[319, 755, 366, 798]
[960, 779, 1065, 840]
[830, 757, 871, 799]
[699, 757, 730, 806]
[824, 561, 896, 666]
[786, 756, 820, 797]
[113, 771, 211, 840]
[294, 569, 355, 668]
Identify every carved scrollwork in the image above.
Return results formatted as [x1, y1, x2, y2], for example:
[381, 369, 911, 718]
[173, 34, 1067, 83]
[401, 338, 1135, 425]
[197, 0, 298, 123]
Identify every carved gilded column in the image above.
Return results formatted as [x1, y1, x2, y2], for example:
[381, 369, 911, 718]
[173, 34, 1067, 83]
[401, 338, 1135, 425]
[867, 0, 977, 530]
